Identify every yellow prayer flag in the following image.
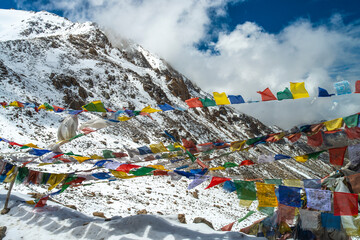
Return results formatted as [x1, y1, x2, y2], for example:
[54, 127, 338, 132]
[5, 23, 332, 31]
[209, 166, 226, 171]
[110, 170, 137, 179]
[230, 140, 245, 152]
[274, 132, 286, 140]
[173, 142, 185, 150]
[239, 199, 253, 208]
[213, 92, 231, 105]
[38, 104, 46, 110]
[141, 105, 162, 113]
[9, 101, 21, 107]
[295, 155, 308, 163]
[290, 82, 310, 99]
[90, 154, 104, 159]
[324, 118, 343, 131]
[23, 143, 39, 149]
[147, 165, 168, 170]
[256, 182, 278, 207]
[25, 200, 36, 205]
[73, 156, 91, 163]
[149, 142, 168, 153]
[118, 116, 132, 121]
[47, 174, 66, 191]
[38, 163, 52, 166]
[4, 166, 16, 183]
[283, 179, 303, 188]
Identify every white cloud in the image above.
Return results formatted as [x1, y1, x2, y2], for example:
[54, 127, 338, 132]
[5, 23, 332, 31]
[15, 0, 360, 129]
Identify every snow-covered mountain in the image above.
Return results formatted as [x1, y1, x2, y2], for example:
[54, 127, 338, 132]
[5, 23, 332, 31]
[0, 9, 335, 234]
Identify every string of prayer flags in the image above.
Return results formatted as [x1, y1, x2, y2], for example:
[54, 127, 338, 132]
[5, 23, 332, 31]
[9, 101, 24, 108]
[274, 154, 291, 160]
[329, 146, 347, 166]
[199, 97, 217, 107]
[185, 97, 203, 108]
[278, 185, 301, 207]
[234, 180, 257, 201]
[305, 188, 332, 211]
[228, 95, 245, 104]
[223, 162, 238, 168]
[277, 88, 293, 100]
[82, 100, 107, 112]
[318, 87, 334, 97]
[341, 216, 360, 236]
[129, 167, 155, 176]
[345, 126, 360, 139]
[324, 118, 343, 131]
[28, 148, 51, 156]
[333, 192, 359, 216]
[256, 183, 278, 207]
[205, 176, 231, 189]
[334, 80, 352, 95]
[290, 82, 310, 99]
[213, 92, 231, 105]
[158, 103, 175, 111]
[257, 88, 277, 101]
[230, 140, 245, 151]
[137, 146, 153, 155]
[264, 179, 282, 186]
[238, 211, 256, 223]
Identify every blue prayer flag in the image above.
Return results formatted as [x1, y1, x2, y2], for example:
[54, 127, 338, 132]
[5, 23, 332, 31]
[92, 172, 112, 179]
[274, 154, 291, 160]
[164, 130, 177, 142]
[334, 80, 352, 95]
[174, 170, 195, 178]
[137, 146, 153, 155]
[93, 160, 112, 167]
[278, 185, 302, 207]
[28, 148, 51, 156]
[318, 87, 334, 97]
[223, 180, 236, 193]
[321, 213, 341, 230]
[68, 110, 83, 115]
[228, 95, 245, 104]
[158, 103, 175, 111]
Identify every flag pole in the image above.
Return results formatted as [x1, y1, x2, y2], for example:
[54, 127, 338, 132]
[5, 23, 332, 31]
[1, 167, 18, 214]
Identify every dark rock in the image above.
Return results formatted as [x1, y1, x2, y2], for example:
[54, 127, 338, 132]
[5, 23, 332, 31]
[137, 209, 148, 215]
[93, 212, 106, 218]
[193, 217, 214, 229]
[178, 214, 186, 224]
[0, 226, 6, 240]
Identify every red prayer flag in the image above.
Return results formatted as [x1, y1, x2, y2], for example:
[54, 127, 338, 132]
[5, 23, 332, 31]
[81, 127, 96, 134]
[205, 176, 231, 189]
[113, 152, 128, 158]
[221, 221, 235, 231]
[329, 146, 347, 166]
[196, 159, 209, 169]
[355, 80, 360, 93]
[345, 127, 360, 139]
[153, 170, 168, 176]
[307, 131, 323, 147]
[287, 133, 301, 143]
[116, 164, 141, 173]
[185, 97, 203, 108]
[9, 142, 23, 147]
[35, 195, 49, 208]
[240, 160, 254, 166]
[66, 177, 86, 185]
[334, 192, 359, 216]
[257, 88, 277, 101]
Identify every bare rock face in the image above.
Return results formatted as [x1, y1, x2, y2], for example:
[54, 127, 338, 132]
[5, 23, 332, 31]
[93, 212, 106, 218]
[178, 214, 186, 224]
[0, 226, 6, 240]
[193, 217, 214, 229]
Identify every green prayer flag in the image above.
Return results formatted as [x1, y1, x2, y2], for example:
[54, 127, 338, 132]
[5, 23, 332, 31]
[167, 144, 182, 152]
[264, 179, 282, 186]
[238, 211, 256, 223]
[41, 173, 50, 185]
[276, 88, 293, 100]
[44, 102, 54, 110]
[258, 207, 274, 216]
[246, 137, 263, 145]
[186, 150, 196, 162]
[69, 133, 84, 141]
[223, 162, 238, 168]
[130, 167, 155, 176]
[234, 180, 257, 200]
[20, 146, 30, 149]
[199, 98, 217, 107]
[60, 184, 71, 193]
[343, 114, 358, 128]
[308, 151, 324, 160]
[16, 167, 29, 183]
[83, 101, 106, 112]
[133, 111, 141, 116]
[103, 150, 115, 159]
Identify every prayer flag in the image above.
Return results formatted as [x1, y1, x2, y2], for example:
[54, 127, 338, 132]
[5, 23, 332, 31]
[185, 97, 203, 108]
[355, 80, 360, 93]
[299, 209, 320, 230]
[345, 127, 360, 139]
[239, 160, 254, 166]
[213, 92, 231, 105]
[28, 148, 51, 156]
[149, 142, 168, 153]
[256, 183, 278, 207]
[307, 131, 323, 147]
[221, 222, 235, 231]
[318, 87, 334, 97]
[223, 162, 238, 168]
[141, 105, 162, 113]
[223, 180, 236, 193]
[35, 196, 49, 208]
[274, 154, 291, 160]
[53, 105, 64, 112]
[9, 101, 24, 108]
[158, 103, 175, 111]
[329, 146, 347, 166]
[324, 118, 343, 131]
[234, 180, 257, 200]
[92, 172, 111, 179]
[130, 167, 155, 176]
[343, 114, 359, 128]
[228, 95, 245, 104]
[303, 179, 321, 189]
[334, 192, 359, 216]
[137, 146, 153, 155]
[287, 133, 301, 143]
[277, 87, 293, 100]
[295, 155, 308, 163]
[321, 213, 341, 230]
[116, 164, 141, 173]
[82, 100, 106, 112]
[199, 97, 217, 107]
[257, 88, 277, 101]
[334, 80, 352, 95]
[278, 185, 301, 207]
[283, 179, 302, 188]
[277, 204, 296, 225]
[47, 174, 66, 190]
[205, 176, 231, 189]
[230, 140, 245, 151]
[118, 116, 131, 121]
[265, 179, 282, 185]
[290, 82, 310, 99]
[305, 188, 332, 211]
[73, 156, 91, 163]
[347, 173, 360, 194]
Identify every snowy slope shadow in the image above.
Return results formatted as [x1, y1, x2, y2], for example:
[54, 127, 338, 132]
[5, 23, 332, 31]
[0, 192, 264, 240]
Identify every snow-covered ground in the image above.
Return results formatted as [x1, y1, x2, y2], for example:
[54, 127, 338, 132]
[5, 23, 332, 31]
[0, 189, 265, 240]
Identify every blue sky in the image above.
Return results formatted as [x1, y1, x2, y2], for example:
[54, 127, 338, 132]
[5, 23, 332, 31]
[1, 0, 360, 128]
